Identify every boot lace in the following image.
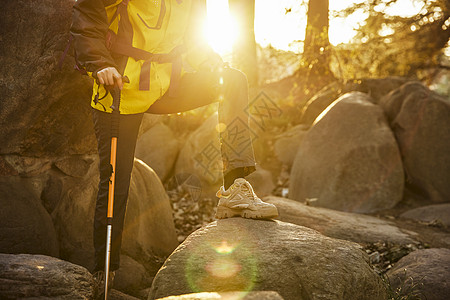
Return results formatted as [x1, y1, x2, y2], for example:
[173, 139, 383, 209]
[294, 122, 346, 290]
[239, 180, 262, 203]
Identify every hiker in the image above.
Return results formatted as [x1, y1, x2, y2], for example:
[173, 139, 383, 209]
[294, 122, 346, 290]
[70, 0, 278, 290]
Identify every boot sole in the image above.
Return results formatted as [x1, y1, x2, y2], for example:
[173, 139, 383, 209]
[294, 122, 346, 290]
[215, 205, 278, 220]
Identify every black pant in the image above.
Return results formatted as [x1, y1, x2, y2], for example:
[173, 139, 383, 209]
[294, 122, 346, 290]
[92, 67, 255, 272]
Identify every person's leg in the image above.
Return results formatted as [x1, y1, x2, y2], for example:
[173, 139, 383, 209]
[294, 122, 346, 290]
[147, 68, 256, 183]
[92, 109, 143, 273]
[148, 68, 277, 219]
[216, 68, 256, 187]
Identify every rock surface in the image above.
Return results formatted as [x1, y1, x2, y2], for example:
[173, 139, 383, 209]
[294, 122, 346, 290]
[290, 92, 404, 213]
[265, 196, 416, 244]
[400, 203, 450, 228]
[379, 82, 450, 203]
[136, 123, 180, 182]
[299, 82, 342, 126]
[387, 248, 450, 300]
[245, 167, 275, 197]
[122, 158, 179, 275]
[156, 291, 284, 300]
[175, 113, 222, 185]
[0, 254, 94, 299]
[110, 289, 142, 300]
[0, 175, 59, 256]
[273, 124, 308, 167]
[0, 0, 96, 157]
[299, 78, 410, 127]
[114, 255, 153, 297]
[51, 156, 98, 269]
[53, 158, 178, 276]
[149, 218, 386, 300]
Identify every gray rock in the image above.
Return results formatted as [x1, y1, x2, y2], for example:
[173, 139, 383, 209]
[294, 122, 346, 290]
[3, 155, 52, 177]
[0, 156, 18, 176]
[265, 196, 416, 244]
[0, 175, 59, 256]
[387, 248, 450, 300]
[354, 77, 410, 104]
[52, 157, 178, 274]
[139, 114, 165, 137]
[175, 113, 222, 185]
[0, 254, 94, 299]
[149, 219, 387, 300]
[155, 291, 284, 300]
[299, 82, 342, 126]
[121, 159, 179, 275]
[245, 166, 275, 197]
[174, 113, 269, 196]
[273, 124, 308, 167]
[54, 155, 96, 178]
[41, 170, 65, 214]
[136, 123, 180, 181]
[110, 289, 142, 300]
[114, 255, 153, 297]
[380, 82, 450, 203]
[299, 78, 410, 128]
[51, 158, 98, 269]
[0, 0, 96, 157]
[400, 204, 450, 228]
[290, 92, 404, 213]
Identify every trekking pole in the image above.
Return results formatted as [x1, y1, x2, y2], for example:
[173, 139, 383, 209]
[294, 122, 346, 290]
[103, 75, 128, 300]
[104, 83, 120, 300]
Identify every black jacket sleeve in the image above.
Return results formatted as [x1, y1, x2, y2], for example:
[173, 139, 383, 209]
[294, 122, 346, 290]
[70, 0, 118, 73]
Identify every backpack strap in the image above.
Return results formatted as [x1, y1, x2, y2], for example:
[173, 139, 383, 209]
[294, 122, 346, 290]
[106, 0, 184, 95]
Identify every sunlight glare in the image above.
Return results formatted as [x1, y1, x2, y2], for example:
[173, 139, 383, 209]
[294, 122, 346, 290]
[205, 0, 238, 56]
[205, 0, 425, 53]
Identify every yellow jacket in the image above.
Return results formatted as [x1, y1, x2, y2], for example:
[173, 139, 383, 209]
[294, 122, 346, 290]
[71, 0, 217, 114]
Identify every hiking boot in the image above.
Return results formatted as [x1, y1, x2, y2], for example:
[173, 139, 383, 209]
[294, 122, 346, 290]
[215, 178, 278, 219]
[93, 270, 115, 299]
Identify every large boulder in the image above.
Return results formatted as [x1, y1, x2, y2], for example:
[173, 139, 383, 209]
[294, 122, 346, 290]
[149, 218, 387, 300]
[289, 92, 404, 213]
[136, 123, 180, 182]
[352, 77, 410, 104]
[0, 254, 94, 299]
[273, 124, 308, 167]
[265, 196, 416, 244]
[0, 173, 59, 256]
[115, 254, 153, 297]
[0, 0, 96, 157]
[379, 82, 450, 203]
[122, 158, 179, 275]
[175, 113, 222, 186]
[387, 248, 450, 300]
[299, 82, 342, 127]
[174, 113, 270, 197]
[51, 156, 99, 269]
[52, 157, 179, 277]
[400, 203, 450, 228]
[299, 78, 410, 127]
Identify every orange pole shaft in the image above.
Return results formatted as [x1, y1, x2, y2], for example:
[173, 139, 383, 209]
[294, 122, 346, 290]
[107, 137, 118, 218]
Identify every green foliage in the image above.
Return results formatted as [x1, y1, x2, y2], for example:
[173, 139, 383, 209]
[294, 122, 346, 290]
[332, 0, 450, 79]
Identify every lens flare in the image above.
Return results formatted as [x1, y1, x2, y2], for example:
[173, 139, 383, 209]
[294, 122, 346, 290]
[206, 257, 242, 278]
[184, 231, 258, 296]
[215, 240, 235, 254]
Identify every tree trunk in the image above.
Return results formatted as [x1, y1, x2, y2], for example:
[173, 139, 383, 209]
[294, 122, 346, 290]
[303, 0, 334, 87]
[229, 0, 258, 86]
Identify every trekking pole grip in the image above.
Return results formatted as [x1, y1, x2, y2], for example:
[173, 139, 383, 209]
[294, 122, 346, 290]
[110, 86, 121, 138]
